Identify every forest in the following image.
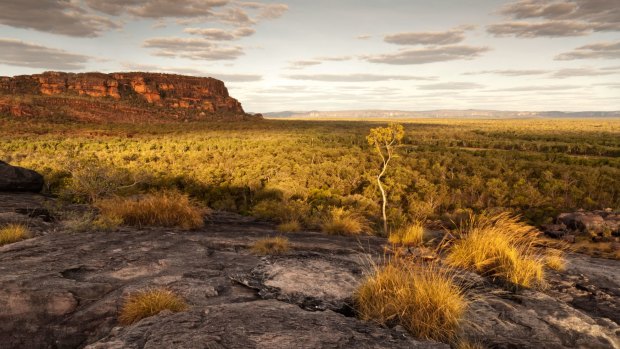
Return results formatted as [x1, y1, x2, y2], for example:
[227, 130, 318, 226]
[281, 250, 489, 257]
[1, 116, 618, 230]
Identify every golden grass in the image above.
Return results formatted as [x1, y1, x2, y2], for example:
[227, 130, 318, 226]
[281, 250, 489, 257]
[545, 249, 567, 271]
[321, 207, 370, 235]
[356, 261, 467, 342]
[0, 224, 30, 246]
[96, 191, 204, 230]
[119, 288, 188, 325]
[251, 236, 290, 255]
[389, 222, 424, 246]
[445, 212, 546, 289]
[277, 220, 301, 233]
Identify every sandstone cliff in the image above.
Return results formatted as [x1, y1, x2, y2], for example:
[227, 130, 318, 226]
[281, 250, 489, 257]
[0, 71, 257, 122]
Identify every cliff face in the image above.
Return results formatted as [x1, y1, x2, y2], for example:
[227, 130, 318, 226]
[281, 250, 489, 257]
[0, 72, 255, 122]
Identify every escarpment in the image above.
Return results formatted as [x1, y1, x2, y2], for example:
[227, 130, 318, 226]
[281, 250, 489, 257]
[0, 71, 258, 122]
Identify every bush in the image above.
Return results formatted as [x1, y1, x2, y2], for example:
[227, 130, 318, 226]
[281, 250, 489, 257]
[321, 207, 370, 235]
[389, 222, 424, 246]
[0, 224, 30, 246]
[61, 211, 122, 233]
[251, 236, 290, 255]
[356, 261, 466, 342]
[446, 212, 546, 289]
[251, 199, 311, 224]
[96, 191, 204, 230]
[119, 288, 188, 325]
[277, 220, 302, 233]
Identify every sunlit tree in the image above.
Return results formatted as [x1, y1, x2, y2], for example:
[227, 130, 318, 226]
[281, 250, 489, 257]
[367, 123, 405, 234]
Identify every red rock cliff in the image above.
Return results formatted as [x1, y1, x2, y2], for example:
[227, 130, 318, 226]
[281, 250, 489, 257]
[0, 71, 254, 122]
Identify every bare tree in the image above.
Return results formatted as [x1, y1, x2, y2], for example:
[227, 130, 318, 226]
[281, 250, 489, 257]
[366, 123, 404, 235]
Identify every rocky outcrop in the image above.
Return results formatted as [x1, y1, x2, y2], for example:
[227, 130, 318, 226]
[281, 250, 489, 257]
[0, 72, 256, 122]
[544, 210, 620, 242]
[0, 161, 44, 192]
[1, 194, 618, 349]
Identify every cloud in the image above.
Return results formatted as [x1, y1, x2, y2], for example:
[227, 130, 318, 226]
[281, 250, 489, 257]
[555, 41, 620, 60]
[418, 82, 484, 90]
[316, 56, 353, 61]
[86, 0, 228, 18]
[363, 45, 490, 65]
[551, 67, 620, 78]
[357, 34, 372, 40]
[384, 26, 474, 45]
[487, 20, 592, 37]
[0, 38, 90, 70]
[184, 27, 255, 40]
[143, 37, 244, 60]
[0, 0, 119, 37]
[287, 60, 322, 69]
[464, 69, 549, 76]
[490, 85, 582, 92]
[119, 62, 262, 81]
[488, 0, 620, 38]
[237, 2, 289, 20]
[285, 74, 436, 82]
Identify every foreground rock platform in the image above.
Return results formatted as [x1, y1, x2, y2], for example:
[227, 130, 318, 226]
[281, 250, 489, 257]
[0, 193, 619, 349]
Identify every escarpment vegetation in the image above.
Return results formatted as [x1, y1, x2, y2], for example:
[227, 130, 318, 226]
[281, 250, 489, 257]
[2, 117, 617, 231]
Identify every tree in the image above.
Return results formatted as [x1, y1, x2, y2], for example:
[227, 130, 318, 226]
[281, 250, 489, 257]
[367, 123, 405, 234]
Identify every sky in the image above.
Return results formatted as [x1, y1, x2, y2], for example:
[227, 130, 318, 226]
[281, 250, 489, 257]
[0, 0, 619, 113]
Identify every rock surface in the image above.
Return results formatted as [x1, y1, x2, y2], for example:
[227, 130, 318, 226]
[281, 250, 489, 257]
[555, 210, 619, 236]
[0, 193, 619, 349]
[0, 161, 44, 192]
[0, 72, 257, 122]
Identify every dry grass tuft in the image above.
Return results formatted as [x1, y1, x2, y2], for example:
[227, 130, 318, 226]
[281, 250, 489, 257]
[0, 224, 30, 246]
[251, 236, 290, 255]
[389, 222, 424, 246]
[119, 288, 188, 325]
[321, 207, 370, 235]
[445, 212, 546, 289]
[356, 261, 467, 342]
[277, 220, 301, 233]
[96, 191, 204, 230]
[545, 249, 566, 271]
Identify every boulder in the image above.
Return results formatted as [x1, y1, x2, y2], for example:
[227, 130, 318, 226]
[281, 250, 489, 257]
[0, 161, 44, 192]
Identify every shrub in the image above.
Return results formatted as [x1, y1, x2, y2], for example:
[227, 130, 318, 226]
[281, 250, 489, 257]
[251, 236, 290, 255]
[96, 191, 204, 230]
[119, 288, 188, 325]
[277, 220, 301, 233]
[321, 207, 370, 235]
[0, 224, 30, 246]
[62, 211, 122, 233]
[389, 222, 424, 246]
[251, 199, 311, 224]
[446, 212, 545, 289]
[356, 261, 466, 342]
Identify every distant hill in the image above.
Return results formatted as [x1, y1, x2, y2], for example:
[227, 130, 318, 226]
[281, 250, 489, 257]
[263, 109, 620, 119]
[0, 71, 259, 122]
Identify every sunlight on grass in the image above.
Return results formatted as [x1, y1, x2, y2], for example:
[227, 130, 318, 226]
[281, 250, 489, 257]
[445, 212, 548, 289]
[0, 224, 30, 246]
[321, 207, 370, 235]
[356, 261, 467, 342]
[277, 220, 301, 233]
[119, 288, 188, 325]
[96, 191, 205, 230]
[389, 222, 424, 246]
[251, 236, 290, 255]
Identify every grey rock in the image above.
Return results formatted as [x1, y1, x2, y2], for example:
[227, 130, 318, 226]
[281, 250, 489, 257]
[0, 161, 44, 192]
[86, 300, 445, 349]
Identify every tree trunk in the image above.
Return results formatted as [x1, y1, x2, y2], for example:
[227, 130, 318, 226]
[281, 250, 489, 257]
[377, 175, 388, 235]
